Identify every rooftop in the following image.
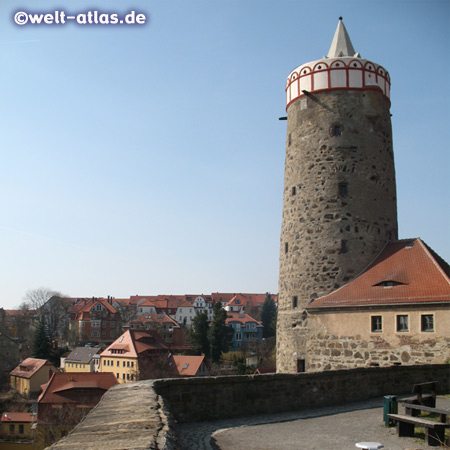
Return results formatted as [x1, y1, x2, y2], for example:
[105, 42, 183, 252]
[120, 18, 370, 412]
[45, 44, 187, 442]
[308, 239, 450, 309]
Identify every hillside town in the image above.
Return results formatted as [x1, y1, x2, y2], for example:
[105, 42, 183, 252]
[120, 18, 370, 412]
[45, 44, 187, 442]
[0, 291, 277, 448]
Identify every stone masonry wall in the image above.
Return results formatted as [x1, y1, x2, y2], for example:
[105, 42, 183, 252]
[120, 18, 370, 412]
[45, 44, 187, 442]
[50, 365, 449, 448]
[304, 328, 450, 372]
[153, 365, 449, 423]
[277, 89, 398, 373]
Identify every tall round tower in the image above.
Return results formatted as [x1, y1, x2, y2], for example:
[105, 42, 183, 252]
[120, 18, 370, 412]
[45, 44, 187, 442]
[276, 19, 398, 373]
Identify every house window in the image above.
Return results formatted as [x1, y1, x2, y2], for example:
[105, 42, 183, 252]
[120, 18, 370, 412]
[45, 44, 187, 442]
[18, 424, 24, 435]
[236, 333, 242, 341]
[9, 424, 15, 434]
[396, 315, 409, 332]
[236, 323, 241, 331]
[91, 321, 100, 328]
[421, 314, 434, 332]
[371, 316, 382, 332]
[292, 296, 298, 309]
[101, 331, 106, 337]
[117, 361, 119, 367]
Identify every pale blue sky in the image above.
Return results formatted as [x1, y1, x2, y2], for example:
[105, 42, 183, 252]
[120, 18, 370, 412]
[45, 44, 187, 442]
[1, 0, 449, 309]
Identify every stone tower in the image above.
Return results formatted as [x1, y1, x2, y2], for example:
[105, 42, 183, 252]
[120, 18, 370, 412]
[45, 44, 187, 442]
[277, 18, 398, 373]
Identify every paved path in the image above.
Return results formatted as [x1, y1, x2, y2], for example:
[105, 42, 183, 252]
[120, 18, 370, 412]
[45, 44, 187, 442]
[177, 397, 450, 450]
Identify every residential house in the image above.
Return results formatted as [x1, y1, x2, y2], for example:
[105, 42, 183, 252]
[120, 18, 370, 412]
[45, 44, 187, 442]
[99, 330, 169, 383]
[69, 298, 122, 344]
[36, 371, 117, 448]
[226, 313, 263, 350]
[191, 296, 214, 320]
[304, 239, 450, 371]
[0, 412, 35, 443]
[62, 347, 102, 373]
[10, 358, 57, 397]
[224, 293, 278, 319]
[128, 313, 181, 347]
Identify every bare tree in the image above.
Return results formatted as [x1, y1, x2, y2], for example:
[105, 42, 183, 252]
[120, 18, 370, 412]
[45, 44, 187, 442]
[23, 288, 69, 342]
[23, 287, 62, 310]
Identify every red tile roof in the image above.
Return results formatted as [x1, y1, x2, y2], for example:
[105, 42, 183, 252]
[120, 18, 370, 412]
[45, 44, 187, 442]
[1, 412, 33, 423]
[225, 312, 263, 326]
[38, 372, 118, 404]
[171, 355, 206, 377]
[101, 329, 169, 359]
[10, 358, 54, 379]
[130, 313, 179, 327]
[308, 239, 450, 309]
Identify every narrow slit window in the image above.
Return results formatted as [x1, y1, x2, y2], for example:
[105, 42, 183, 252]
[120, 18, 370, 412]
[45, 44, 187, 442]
[339, 182, 348, 197]
[334, 125, 342, 136]
[285, 242, 289, 254]
[292, 296, 298, 309]
[340, 240, 347, 254]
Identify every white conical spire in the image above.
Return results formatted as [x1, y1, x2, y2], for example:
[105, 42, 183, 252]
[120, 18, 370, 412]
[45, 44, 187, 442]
[327, 17, 357, 58]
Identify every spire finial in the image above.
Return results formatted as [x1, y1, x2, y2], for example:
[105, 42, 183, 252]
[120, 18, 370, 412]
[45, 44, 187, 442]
[327, 18, 357, 58]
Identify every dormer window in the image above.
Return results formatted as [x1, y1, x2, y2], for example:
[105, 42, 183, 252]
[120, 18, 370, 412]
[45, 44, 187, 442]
[374, 280, 405, 288]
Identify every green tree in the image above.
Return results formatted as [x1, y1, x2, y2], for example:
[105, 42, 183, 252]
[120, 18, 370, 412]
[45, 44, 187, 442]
[261, 293, 277, 339]
[189, 312, 210, 358]
[209, 302, 233, 364]
[32, 318, 52, 360]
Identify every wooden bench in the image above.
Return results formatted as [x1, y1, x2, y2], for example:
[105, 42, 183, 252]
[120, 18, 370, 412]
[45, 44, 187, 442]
[388, 412, 450, 447]
[399, 401, 449, 423]
[402, 381, 437, 411]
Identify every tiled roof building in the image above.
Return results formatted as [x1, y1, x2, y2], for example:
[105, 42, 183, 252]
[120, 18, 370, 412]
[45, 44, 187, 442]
[36, 371, 117, 447]
[302, 239, 450, 371]
[10, 358, 57, 397]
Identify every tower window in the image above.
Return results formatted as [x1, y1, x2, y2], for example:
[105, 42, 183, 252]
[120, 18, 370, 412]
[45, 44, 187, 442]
[333, 125, 342, 136]
[292, 186, 296, 195]
[340, 240, 348, 254]
[292, 296, 298, 309]
[285, 242, 289, 254]
[288, 133, 292, 146]
[297, 359, 305, 373]
[338, 182, 348, 197]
